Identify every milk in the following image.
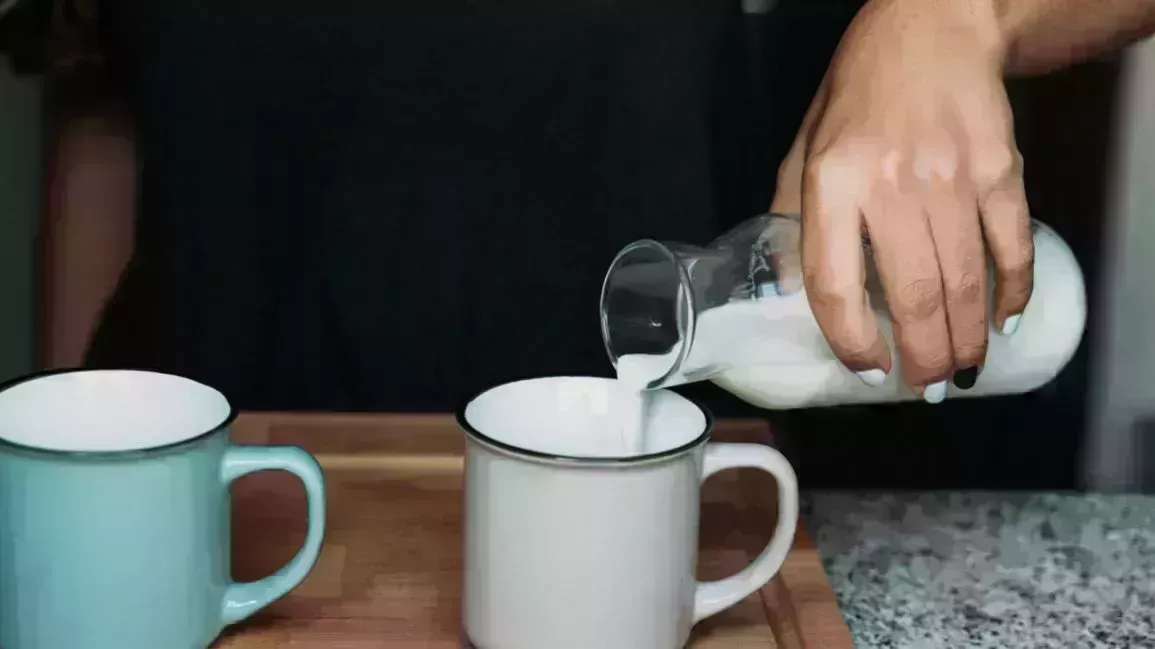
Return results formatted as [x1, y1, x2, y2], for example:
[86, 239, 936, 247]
[614, 355, 663, 453]
[615, 222, 1086, 409]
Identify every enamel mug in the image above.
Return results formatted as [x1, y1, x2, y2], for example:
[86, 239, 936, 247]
[458, 376, 798, 649]
[0, 369, 326, 649]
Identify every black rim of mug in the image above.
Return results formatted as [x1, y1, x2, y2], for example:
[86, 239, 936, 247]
[455, 377, 715, 466]
[0, 367, 238, 458]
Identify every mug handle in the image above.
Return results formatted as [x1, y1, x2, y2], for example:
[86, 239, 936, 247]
[219, 445, 327, 626]
[693, 442, 799, 623]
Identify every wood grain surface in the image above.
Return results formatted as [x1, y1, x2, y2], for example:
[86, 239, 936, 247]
[214, 413, 853, 649]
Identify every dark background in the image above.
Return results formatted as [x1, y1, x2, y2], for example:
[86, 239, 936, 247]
[3, 0, 1122, 491]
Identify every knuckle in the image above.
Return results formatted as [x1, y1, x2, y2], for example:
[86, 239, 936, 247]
[1004, 239, 1035, 275]
[1000, 276, 1034, 312]
[806, 147, 870, 196]
[879, 149, 904, 185]
[947, 271, 984, 306]
[971, 144, 1022, 187]
[905, 347, 953, 381]
[997, 242, 1035, 306]
[892, 324, 952, 381]
[827, 322, 876, 361]
[914, 144, 960, 184]
[806, 283, 854, 318]
[836, 342, 879, 368]
[954, 341, 988, 366]
[816, 314, 881, 370]
[893, 277, 945, 322]
[949, 308, 990, 355]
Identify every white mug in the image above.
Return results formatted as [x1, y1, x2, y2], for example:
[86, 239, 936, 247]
[458, 376, 799, 649]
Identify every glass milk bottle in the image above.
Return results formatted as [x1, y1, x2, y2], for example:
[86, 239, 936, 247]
[600, 213, 1086, 408]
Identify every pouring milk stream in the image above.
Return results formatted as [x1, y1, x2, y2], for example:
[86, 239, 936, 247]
[604, 213, 1087, 453]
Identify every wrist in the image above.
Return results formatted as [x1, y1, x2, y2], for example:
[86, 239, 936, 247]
[984, 0, 1022, 73]
[866, 0, 1010, 72]
[946, 0, 1011, 72]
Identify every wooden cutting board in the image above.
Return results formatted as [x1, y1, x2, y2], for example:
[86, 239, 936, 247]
[215, 413, 853, 648]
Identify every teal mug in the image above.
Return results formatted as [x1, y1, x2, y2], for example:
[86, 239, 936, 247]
[0, 369, 326, 649]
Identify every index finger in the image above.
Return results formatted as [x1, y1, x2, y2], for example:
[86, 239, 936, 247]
[801, 152, 892, 382]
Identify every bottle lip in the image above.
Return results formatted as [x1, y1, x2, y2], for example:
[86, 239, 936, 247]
[599, 238, 695, 390]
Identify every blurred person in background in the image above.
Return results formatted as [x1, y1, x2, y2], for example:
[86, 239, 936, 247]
[7, 0, 1155, 414]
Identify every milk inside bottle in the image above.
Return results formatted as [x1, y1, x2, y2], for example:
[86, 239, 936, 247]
[601, 213, 1086, 411]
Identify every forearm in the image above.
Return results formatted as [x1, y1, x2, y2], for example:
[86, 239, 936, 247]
[40, 118, 136, 369]
[994, 0, 1155, 75]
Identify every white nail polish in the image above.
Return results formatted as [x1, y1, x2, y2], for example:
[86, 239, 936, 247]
[923, 381, 948, 404]
[1001, 314, 1022, 336]
[856, 369, 887, 387]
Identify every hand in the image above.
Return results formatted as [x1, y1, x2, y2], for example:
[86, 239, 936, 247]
[771, 0, 1033, 402]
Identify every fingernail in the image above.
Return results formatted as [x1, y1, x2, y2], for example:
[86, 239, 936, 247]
[922, 380, 948, 404]
[953, 366, 978, 390]
[1000, 313, 1022, 336]
[856, 369, 887, 387]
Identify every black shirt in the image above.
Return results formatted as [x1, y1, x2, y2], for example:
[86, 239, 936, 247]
[82, 0, 1103, 489]
[88, 0, 771, 412]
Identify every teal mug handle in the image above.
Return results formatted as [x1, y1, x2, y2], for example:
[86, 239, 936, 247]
[219, 445, 327, 626]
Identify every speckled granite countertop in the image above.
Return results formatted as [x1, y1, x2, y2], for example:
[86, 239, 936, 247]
[803, 492, 1155, 648]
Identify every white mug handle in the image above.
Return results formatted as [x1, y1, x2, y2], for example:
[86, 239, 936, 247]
[693, 442, 799, 623]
